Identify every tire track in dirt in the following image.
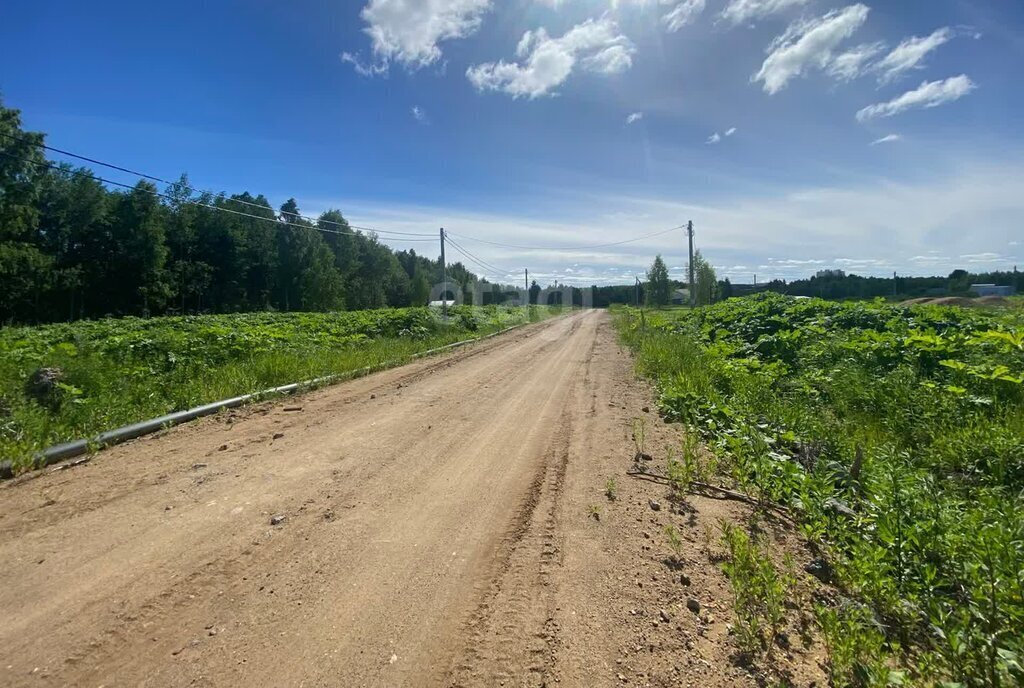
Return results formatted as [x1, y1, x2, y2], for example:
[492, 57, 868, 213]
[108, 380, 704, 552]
[446, 402, 572, 686]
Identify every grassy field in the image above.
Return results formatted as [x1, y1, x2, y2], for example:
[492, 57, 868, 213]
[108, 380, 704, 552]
[615, 295, 1023, 687]
[1, 305, 552, 471]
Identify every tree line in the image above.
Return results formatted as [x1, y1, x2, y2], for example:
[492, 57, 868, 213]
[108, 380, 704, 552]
[0, 98, 505, 325]
[744, 268, 1022, 301]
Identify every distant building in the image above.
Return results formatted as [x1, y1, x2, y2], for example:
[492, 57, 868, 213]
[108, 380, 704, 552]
[970, 284, 1015, 297]
[672, 289, 690, 305]
[428, 299, 457, 308]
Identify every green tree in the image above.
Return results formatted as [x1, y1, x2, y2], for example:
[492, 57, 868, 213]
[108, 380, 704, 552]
[274, 200, 346, 311]
[693, 250, 718, 306]
[35, 163, 109, 319]
[276, 198, 309, 311]
[109, 181, 171, 315]
[948, 269, 970, 294]
[0, 98, 44, 242]
[0, 98, 52, 322]
[0, 242, 53, 322]
[410, 264, 431, 305]
[299, 241, 345, 310]
[229, 193, 277, 310]
[645, 254, 671, 307]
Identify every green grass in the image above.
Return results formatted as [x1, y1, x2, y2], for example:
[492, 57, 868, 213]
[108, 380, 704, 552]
[720, 520, 795, 658]
[1, 305, 555, 471]
[614, 295, 1023, 687]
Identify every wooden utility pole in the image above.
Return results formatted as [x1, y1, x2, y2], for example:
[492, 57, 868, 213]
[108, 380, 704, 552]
[439, 228, 448, 320]
[525, 268, 529, 304]
[687, 220, 695, 307]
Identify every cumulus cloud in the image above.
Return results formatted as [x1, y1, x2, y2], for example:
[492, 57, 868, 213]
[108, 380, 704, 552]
[724, 127, 737, 136]
[753, 4, 870, 94]
[873, 28, 953, 84]
[342, 0, 490, 74]
[411, 105, 428, 122]
[720, 0, 810, 26]
[827, 41, 885, 81]
[870, 133, 901, 145]
[856, 75, 976, 121]
[466, 17, 636, 99]
[626, 112, 644, 124]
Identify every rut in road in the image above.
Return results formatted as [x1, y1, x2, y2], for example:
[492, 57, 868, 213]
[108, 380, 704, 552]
[0, 310, 619, 687]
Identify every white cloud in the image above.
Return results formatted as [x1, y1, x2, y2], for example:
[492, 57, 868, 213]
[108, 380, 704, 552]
[870, 133, 901, 145]
[770, 258, 826, 265]
[540, 1, 704, 33]
[706, 127, 736, 143]
[312, 160, 1024, 284]
[960, 252, 1015, 263]
[856, 75, 976, 121]
[720, 0, 810, 26]
[343, 0, 490, 74]
[467, 17, 637, 99]
[753, 4, 870, 95]
[662, 0, 706, 32]
[873, 28, 953, 84]
[411, 105, 428, 122]
[826, 41, 885, 81]
[626, 112, 644, 124]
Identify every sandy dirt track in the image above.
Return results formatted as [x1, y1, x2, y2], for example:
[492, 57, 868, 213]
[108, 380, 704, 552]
[0, 310, 828, 687]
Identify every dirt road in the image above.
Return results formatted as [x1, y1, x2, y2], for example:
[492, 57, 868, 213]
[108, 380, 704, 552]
[0, 310, 826, 687]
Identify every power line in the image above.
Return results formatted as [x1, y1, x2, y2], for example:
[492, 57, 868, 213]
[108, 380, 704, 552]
[446, 223, 687, 252]
[445, 236, 518, 281]
[0, 131, 434, 238]
[445, 245, 507, 283]
[445, 243, 518, 286]
[0, 151, 436, 242]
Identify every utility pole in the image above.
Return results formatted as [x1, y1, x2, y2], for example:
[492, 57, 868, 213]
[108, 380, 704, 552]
[687, 220, 695, 307]
[439, 227, 448, 320]
[635, 276, 641, 307]
[525, 268, 529, 304]
[893, 270, 897, 299]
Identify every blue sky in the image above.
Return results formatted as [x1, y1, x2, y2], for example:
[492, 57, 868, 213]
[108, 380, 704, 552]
[2, 0, 1022, 285]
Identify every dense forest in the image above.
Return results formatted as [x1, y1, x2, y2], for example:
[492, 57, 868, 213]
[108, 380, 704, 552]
[0, 98, 511, 324]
